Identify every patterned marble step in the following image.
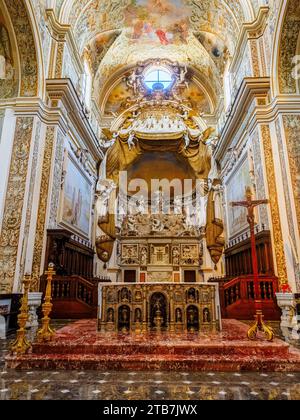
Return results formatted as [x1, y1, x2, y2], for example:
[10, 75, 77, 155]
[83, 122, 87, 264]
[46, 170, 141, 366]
[6, 319, 300, 372]
[6, 351, 300, 372]
[31, 341, 290, 357]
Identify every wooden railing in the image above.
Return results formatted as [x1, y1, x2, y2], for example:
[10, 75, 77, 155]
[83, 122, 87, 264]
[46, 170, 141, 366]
[40, 275, 110, 318]
[209, 275, 280, 320]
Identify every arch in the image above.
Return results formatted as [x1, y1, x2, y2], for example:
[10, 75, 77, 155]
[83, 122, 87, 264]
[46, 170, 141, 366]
[0, 0, 43, 99]
[186, 304, 199, 332]
[149, 291, 168, 330]
[98, 64, 218, 118]
[272, 0, 300, 96]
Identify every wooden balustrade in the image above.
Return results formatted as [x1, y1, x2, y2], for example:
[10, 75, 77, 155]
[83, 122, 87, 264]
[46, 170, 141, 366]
[40, 275, 110, 319]
[224, 230, 274, 277]
[209, 275, 280, 320]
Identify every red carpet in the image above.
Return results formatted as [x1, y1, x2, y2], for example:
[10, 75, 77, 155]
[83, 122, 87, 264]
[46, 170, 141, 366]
[6, 319, 300, 372]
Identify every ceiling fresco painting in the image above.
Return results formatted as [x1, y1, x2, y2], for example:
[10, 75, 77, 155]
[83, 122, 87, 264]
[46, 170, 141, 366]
[124, 0, 191, 46]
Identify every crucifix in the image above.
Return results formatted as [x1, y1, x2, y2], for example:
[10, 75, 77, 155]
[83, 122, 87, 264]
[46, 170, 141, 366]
[231, 187, 274, 341]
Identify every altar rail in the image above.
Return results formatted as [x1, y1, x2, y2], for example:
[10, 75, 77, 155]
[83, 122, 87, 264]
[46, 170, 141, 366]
[40, 275, 110, 319]
[209, 275, 280, 320]
[98, 283, 221, 334]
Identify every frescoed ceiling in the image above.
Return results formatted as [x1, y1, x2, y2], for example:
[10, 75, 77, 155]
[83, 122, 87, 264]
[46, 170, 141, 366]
[57, 0, 257, 119]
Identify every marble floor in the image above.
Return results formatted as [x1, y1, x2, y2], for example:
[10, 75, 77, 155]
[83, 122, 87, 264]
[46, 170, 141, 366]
[0, 321, 299, 400]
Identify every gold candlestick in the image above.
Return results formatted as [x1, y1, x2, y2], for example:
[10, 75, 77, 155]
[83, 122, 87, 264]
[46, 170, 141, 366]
[11, 274, 32, 354]
[37, 263, 55, 342]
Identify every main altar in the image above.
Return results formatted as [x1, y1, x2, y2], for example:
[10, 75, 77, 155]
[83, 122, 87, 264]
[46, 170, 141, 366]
[98, 282, 221, 334]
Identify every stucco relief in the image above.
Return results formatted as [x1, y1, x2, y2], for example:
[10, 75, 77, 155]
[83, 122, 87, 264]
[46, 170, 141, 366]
[0, 14, 17, 98]
[0, 117, 34, 293]
[282, 115, 300, 240]
[31, 126, 56, 291]
[48, 129, 65, 229]
[30, 0, 52, 76]
[279, 0, 300, 94]
[261, 124, 288, 289]
[4, 0, 38, 97]
[18, 120, 41, 284]
[276, 117, 300, 291]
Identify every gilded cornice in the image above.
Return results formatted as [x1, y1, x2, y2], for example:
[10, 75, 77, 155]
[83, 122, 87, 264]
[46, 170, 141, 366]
[46, 9, 83, 75]
[46, 9, 70, 41]
[230, 7, 269, 75]
[216, 77, 270, 160]
[46, 78, 104, 161]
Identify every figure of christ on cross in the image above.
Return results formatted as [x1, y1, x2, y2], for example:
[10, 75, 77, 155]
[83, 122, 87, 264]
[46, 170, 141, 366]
[231, 187, 274, 341]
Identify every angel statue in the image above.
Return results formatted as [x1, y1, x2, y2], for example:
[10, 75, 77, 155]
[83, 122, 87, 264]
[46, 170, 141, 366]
[126, 69, 140, 95]
[127, 131, 136, 150]
[99, 128, 118, 148]
[178, 65, 189, 89]
[184, 131, 190, 149]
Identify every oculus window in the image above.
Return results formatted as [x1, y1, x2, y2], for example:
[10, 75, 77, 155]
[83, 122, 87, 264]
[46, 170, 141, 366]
[143, 67, 173, 91]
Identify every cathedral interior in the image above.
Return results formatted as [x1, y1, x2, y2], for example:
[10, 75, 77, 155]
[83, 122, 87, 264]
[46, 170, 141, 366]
[0, 0, 300, 401]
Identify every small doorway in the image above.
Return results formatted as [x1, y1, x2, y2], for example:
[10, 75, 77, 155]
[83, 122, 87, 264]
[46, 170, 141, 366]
[184, 270, 196, 283]
[124, 270, 136, 283]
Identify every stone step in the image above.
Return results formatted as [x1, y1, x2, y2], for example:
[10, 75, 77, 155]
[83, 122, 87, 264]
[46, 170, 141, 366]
[31, 341, 290, 357]
[6, 352, 300, 372]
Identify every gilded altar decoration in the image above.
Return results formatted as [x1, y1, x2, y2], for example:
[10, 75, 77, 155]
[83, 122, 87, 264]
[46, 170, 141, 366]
[37, 263, 56, 342]
[10, 274, 32, 354]
[98, 283, 221, 334]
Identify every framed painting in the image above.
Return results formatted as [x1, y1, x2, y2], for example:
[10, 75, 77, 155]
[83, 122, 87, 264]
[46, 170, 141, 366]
[59, 154, 93, 238]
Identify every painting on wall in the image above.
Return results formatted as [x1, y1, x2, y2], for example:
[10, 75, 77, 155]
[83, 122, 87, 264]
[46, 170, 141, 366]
[61, 156, 93, 237]
[226, 157, 252, 237]
[104, 80, 132, 116]
[125, 0, 191, 45]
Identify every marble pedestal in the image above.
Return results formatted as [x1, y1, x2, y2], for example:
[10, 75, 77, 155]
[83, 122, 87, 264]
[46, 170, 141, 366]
[26, 292, 43, 328]
[276, 293, 300, 342]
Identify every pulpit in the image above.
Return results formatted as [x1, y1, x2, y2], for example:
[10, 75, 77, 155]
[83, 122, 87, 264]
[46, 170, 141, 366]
[98, 283, 221, 334]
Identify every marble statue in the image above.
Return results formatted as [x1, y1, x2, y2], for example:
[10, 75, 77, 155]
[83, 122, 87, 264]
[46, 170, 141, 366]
[127, 131, 136, 150]
[140, 247, 148, 266]
[127, 69, 140, 94]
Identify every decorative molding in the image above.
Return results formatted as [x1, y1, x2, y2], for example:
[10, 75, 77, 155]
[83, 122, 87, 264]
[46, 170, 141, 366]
[18, 119, 41, 284]
[46, 9, 84, 80]
[31, 126, 56, 291]
[282, 115, 300, 242]
[216, 77, 270, 161]
[260, 124, 287, 289]
[278, 0, 300, 94]
[0, 116, 33, 293]
[46, 78, 104, 161]
[48, 129, 65, 229]
[276, 117, 300, 291]
[230, 7, 269, 75]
